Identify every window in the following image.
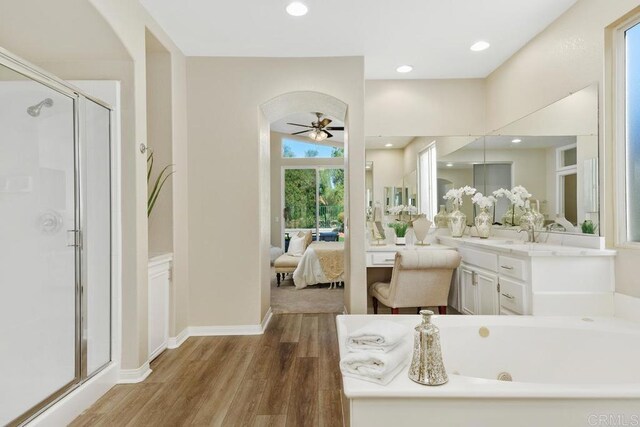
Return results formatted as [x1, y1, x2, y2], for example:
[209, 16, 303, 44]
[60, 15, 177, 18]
[616, 17, 640, 243]
[283, 167, 344, 244]
[418, 142, 437, 219]
[556, 144, 578, 225]
[282, 138, 344, 158]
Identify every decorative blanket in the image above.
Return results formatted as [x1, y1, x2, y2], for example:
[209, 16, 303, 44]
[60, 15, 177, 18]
[312, 242, 344, 281]
[293, 241, 344, 289]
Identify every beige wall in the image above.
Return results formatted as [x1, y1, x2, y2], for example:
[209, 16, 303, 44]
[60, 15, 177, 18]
[486, 0, 640, 298]
[365, 149, 405, 207]
[0, 0, 191, 369]
[186, 56, 366, 326]
[146, 31, 174, 255]
[90, 0, 191, 368]
[365, 79, 486, 136]
[269, 131, 343, 248]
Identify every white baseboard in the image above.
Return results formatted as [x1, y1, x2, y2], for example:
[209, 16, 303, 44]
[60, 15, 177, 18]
[162, 307, 274, 349]
[167, 328, 189, 349]
[261, 307, 273, 331]
[189, 324, 264, 336]
[615, 292, 640, 323]
[30, 363, 118, 426]
[118, 362, 152, 384]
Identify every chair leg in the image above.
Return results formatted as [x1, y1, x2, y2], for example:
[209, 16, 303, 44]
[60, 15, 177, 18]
[438, 306, 447, 315]
[276, 273, 281, 287]
[372, 297, 379, 314]
[391, 308, 399, 315]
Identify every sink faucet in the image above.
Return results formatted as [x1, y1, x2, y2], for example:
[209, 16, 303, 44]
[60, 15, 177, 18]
[547, 223, 566, 232]
[518, 225, 539, 243]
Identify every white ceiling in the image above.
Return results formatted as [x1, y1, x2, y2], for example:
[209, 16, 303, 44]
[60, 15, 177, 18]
[365, 136, 415, 149]
[466, 135, 577, 150]
[140, 0, 577, 79]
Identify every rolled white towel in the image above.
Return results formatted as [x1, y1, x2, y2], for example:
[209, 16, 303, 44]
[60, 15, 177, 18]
[340, 339, 411, 385]
[346, 320, 410, 352]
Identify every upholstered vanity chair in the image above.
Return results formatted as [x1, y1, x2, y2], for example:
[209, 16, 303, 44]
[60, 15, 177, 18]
[370, 250, 462, 314]
[274, 230, 312, 286]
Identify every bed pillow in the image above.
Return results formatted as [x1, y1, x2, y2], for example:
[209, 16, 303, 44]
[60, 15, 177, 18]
[287, 232, 306, 256]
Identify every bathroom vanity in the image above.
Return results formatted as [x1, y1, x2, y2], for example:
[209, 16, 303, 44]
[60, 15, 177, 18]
[438, 235, 616, 316]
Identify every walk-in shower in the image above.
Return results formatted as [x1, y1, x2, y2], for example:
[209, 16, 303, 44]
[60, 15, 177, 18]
[26, 97, 53, 117]
[0, 49, 113, 426]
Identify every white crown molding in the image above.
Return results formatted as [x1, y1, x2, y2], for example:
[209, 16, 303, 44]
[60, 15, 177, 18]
[118, 362, 152, 384]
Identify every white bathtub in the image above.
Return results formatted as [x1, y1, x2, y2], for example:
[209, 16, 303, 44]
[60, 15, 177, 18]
[337, 314, 640, 427]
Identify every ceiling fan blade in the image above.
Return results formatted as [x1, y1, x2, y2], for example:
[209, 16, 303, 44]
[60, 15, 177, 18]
[291, 130, 310, 135]
[287, 123, 314, 128]
[325, 126, 344, 131]
[319, 118, 332, 127]
[324, 130, 334, 138]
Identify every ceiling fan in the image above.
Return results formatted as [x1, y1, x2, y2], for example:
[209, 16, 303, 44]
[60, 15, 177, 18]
[287, 112, 344, 141]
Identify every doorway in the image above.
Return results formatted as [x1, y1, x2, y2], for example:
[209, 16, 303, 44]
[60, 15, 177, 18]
[268, 112, 346, 313]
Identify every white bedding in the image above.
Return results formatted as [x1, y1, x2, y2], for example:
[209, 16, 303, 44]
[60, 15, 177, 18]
[293, 243, 344, 289]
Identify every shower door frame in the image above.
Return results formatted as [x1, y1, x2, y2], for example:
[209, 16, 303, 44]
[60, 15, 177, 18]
[0, 47, 115, 427]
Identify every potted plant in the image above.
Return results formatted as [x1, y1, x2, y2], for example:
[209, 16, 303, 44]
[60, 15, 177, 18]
[388, 221, 409, 245]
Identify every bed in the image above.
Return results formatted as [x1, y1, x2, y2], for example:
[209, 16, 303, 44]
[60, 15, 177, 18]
[293, 241, 344, 289]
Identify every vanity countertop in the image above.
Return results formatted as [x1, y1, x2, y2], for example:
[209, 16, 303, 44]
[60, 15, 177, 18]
[367, 243, 451, 252]
[437, 236, 616, 257]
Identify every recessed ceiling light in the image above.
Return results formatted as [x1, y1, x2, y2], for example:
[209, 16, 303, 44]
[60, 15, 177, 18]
[446, 163, 454, 167]
[511, 138, 522, 144]
[385, 143, 393, 147]
[396, 65, 413, 73]
[470, 41, 491, 52]
[286, 2, 308, 16]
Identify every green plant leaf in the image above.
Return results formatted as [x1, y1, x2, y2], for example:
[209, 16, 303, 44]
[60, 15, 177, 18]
[148, 164, 174, 217]
[147, 149, 154, 182]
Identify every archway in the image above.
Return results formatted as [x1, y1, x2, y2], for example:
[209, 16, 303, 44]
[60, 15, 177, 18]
[259, 91, 357, 317]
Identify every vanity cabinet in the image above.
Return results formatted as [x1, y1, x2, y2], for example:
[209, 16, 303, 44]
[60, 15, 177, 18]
[442, 236, 616, 317]
[460, 264, 500, 315]
[456, 245, 532, 315]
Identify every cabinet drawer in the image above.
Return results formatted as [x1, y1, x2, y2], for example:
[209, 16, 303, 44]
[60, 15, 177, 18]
[499, 277, 526, 315]
[370, 252, 397, 266]
[497, 255, 527, 281]
[458, 247, 498, 272]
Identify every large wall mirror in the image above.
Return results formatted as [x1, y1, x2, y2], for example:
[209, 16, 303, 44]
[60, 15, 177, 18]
[485, 84, 599, 235]
[365, 84, 599, 236]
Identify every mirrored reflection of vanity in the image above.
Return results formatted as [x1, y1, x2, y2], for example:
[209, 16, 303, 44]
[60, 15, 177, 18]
[366, 84, 600, 236]
[364, 84, 615, 317]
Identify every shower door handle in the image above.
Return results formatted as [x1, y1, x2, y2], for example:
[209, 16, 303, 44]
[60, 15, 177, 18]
[67, 229, 81, 248]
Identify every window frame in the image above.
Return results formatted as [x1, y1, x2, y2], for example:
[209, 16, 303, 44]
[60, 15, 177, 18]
[614, 14, 640, 246]
[417, 141, 437, 220]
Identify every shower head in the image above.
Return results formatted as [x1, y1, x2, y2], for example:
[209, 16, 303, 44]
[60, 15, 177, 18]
[27, 98, 53, 117]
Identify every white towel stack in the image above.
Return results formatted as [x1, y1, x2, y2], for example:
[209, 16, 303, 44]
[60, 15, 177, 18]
[340, 320, 411, 385]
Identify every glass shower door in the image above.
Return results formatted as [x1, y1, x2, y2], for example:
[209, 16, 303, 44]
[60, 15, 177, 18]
[0, 64, 79, 425]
